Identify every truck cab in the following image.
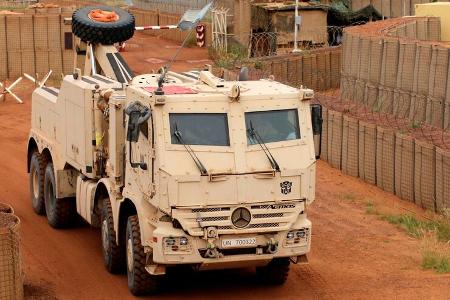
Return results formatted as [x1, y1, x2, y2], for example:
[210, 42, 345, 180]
[123, 72, 316, 269]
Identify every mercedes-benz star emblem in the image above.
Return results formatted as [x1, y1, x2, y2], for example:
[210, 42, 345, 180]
[231, 207, 252, 228]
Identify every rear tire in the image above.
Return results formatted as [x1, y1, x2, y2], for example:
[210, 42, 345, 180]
[101, 198, 125, 273]
[29, 152, 46, 215]
[256, 257, 290, 285]
[126, 215, 161, 295]
[44, 163, 76, 228]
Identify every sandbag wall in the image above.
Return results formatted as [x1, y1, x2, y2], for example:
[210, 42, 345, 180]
[341, 17, 450, 130]
[0, 8, 75, 80]
[321, 107, 450, 213]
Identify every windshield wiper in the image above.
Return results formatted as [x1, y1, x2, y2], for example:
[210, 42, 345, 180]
[173, 123, 208, 176]
[248, 122, 280, 172]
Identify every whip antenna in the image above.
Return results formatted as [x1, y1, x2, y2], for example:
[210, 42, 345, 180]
[156, 1, 214, 94]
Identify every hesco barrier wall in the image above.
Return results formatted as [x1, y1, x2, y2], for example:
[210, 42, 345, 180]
[318, 105, 450, 213]
[341, 17, 450, 130]
[351, 0, 450, 18]
[0, 212, 22, 300]
[220, 47, 341, 92]
[0, 8, 75, 80]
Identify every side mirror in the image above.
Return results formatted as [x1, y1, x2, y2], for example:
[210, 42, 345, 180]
[125, 102, 151, 170]
[310, 104, 323, 159]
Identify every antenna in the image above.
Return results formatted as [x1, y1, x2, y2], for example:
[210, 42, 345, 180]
[156, 1, 214, 95]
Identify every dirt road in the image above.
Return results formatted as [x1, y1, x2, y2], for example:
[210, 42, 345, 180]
[0, 34, 449, 299]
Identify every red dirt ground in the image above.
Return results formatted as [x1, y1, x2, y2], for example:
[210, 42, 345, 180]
[122, 32, 212, 74]
[0, 34, 449, 299]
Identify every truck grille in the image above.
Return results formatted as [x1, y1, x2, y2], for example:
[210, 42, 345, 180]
[172, 201, 304, 236]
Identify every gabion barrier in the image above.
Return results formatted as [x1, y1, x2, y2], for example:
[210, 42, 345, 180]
[320, 107, 450, 213]
[376, 126, 396, 193]
[322, 107, 329, 163]
[0, 212, 23, 300]
[358, 121, 377, 185]
[414, 140, 436, 211]
[0, 203, 13, 214]
[394, 133, 415, 202]
[341, 17, 450, 130]
[342, 115, 359, 177]
[436, 148, 450, 212]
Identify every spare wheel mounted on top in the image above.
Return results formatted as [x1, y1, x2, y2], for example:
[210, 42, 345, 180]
[72, 6, 135, 45]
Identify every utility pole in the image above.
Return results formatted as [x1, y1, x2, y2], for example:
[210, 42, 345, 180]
[292, 0, 302, 53]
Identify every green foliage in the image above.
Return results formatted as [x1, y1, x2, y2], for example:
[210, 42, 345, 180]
[365, 202, 378, 215]
[209, 42, 249, 70]
[363, 204, 450, 275]
[379, 213, 450, 243]
[254, 61, 263, 70]
[422, 251, 450, 273]
[380, 214, 432, 239]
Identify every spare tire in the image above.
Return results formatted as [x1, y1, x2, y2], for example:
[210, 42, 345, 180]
[72, 6, 135, 45]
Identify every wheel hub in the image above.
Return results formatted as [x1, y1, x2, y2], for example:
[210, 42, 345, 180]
[88, 9, 119, 23]
[127, 237, 133, 272]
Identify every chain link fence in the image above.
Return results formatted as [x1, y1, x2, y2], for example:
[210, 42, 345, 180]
[0, 210, 22, 300]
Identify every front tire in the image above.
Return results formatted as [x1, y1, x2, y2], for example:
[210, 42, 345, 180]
[44, 163, 76, 228]
[101, 198, 125, 273]
[29, 152, 47, 215]
[126, 215, 161, 295]
[256, 257, 290, 285]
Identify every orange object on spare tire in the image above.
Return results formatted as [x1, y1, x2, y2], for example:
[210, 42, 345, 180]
[72, 5, 135, 45]
[89, 9, 120, 22]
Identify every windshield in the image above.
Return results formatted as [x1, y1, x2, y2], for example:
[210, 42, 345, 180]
[245, 109, 300, 145]
[169, 113, 230, 146]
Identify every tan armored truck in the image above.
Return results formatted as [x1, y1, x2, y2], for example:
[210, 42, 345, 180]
[27, 6, 322, 295]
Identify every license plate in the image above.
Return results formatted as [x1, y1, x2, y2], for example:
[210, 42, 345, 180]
[221, 237, 257, 248]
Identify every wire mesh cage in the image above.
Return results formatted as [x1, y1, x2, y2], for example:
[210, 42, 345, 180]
[0, 203, 13, 214]
[0, 212, 23, 300]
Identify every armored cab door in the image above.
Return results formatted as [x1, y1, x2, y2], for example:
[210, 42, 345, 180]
[125, 102, 154, 198]
[136, 114, 154, 198]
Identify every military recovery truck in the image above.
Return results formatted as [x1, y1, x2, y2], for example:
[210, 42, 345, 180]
[27, 5, 322, 295]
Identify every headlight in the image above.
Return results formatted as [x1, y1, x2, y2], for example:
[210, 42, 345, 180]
[165, 237, 176, 246]
[180, 237, 188, 245]
[284, 228, 309, 247]
[163, 236, 192, 254]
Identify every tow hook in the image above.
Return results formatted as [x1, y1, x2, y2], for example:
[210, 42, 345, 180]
[266, 238, 278, 254]
[205, 243, 220, 258]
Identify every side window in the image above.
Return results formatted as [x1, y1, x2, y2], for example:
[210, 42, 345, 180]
[245, 109, 300, 145]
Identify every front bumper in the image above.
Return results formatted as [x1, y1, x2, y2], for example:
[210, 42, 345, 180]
[149, 217, 311, 268]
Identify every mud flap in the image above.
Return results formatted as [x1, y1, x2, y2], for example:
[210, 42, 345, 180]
[56, 169, 77, 198]
[290, 254, 309, 265]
